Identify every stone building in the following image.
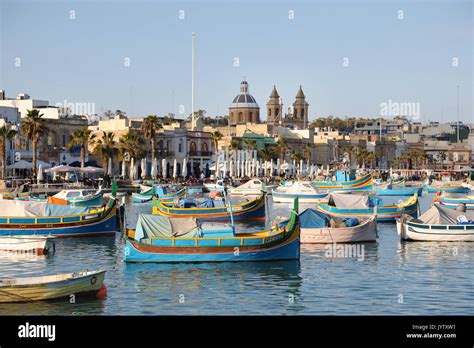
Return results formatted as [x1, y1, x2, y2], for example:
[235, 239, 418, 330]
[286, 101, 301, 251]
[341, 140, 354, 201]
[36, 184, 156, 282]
[266, 86, 282, 126]
[228, 80, 260, 125]
[285, 86, 309, 129]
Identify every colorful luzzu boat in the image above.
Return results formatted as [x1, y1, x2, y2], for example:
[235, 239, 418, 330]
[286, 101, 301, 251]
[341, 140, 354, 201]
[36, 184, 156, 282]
[124, 198, 299, 263]
[311, 170, 373, 191]
[29, 189, 103, 206]
[0, 198, 117, 237]
[1, 192, 30, 200]
[375, 184, 423, 197]
[317, 192, 419, 222]
[132, 186, 185, 203]
[426, 185, 470, 194]
[434, 194, 474, 210]
[152, 193, 266, 222]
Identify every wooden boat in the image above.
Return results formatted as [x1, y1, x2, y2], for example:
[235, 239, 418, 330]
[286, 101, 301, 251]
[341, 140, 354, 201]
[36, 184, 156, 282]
[1, 192, 30, 200]
[0, 236, 55, 255]
[124, 199, 299, 263]
[0, 198, 117, 237]
[132, 186, 185, 203]
[152, 193, 266, 222]
[311, 171, 372, 190]
[397, 204, 474, 242]
[434, 194, 474, 210]
[375, 185, 423, 197]
[426, 185, 470, 194]
[299, 208, 377, 243]
[203, 180, 226, 191]
[272, 182, 328, 203]
[0, 270, 106, 303]
[229, 179, 275, 195]
[30, 189, 103, 206]
[318, 192, 419, 222]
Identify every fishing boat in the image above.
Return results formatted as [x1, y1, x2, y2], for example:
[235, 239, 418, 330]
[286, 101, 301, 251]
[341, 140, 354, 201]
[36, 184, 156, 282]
[299, 208, 377, 243]
[203, 180, 226, 191]
[434, 194, 474, 210]
[318, 192, 419, 222]
[0, 236, 55, 255]
[426, 185, 470, 194]
[375, 185, 423, 197]
[397, 204, 474, 242]
[311, 170, 373, 190]
[272, 182, 328, 203]
[0, 198, 117, 237]
[124, 199, 299, 263]
[30, 189, 103, 206]
[132, 186, 185, 203]
[152, 193, 266, 222]
[0, 270, 106, 303]
[229, 179, 275, 196]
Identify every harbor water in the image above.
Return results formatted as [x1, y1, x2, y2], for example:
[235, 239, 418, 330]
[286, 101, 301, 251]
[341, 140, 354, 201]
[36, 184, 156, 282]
[0, 193, 473, 315]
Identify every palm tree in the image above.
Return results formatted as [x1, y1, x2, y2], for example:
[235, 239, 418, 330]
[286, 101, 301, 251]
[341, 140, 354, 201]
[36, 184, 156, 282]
[342, 144, 356, 165]
[20, 109, 48, 176]
[68, 128, 96, 168]
[291, 152, 303, 162]
[244, 138, 256, 151]
[305, 143, 312, 161]
[0, 124, 17, 179]
[276, 138, 288, 161]
[229, 139, 241, 151]
[211, 131, 223, 167]
[366, 152, 376, 169]
[355, 148, 369, 167]
[119, 130, 145, 161]
[258, 146, 274, 162]
[141, 115, 162, 161]
[91, 131, 117, 171]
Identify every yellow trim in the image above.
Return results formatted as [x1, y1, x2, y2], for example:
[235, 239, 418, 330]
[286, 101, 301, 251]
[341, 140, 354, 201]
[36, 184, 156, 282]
[157, 194, 262, 212]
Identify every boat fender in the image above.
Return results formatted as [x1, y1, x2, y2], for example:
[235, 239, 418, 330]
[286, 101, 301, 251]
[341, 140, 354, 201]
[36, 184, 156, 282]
[96, 285, 107, 299]
[90, 276, 97, 285]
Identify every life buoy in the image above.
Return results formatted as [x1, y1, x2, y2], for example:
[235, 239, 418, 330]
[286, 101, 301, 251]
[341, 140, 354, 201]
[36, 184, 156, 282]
[90, 276, 97, 285]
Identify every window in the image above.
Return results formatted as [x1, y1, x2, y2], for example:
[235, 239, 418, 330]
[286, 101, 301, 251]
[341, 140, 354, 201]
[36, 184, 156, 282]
[249, 112, 253, 122]
[66, 192, 80, 198]
[202, 142, 208, 152]
[268, 108, 271, 116]
[190, 141, 197, 153]
[178, 141, 182, 153]
[238, 112, 243, 122]
[275, 108, 279, 116]
[62, 135, 66, 147]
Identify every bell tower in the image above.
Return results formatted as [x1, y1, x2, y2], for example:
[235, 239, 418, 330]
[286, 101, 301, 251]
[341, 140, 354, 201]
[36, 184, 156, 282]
[266, 85, 283, 126]
[292, 85, 309, 129]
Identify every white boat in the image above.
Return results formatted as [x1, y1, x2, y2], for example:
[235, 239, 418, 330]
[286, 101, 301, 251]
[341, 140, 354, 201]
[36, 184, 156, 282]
[229, 179, 276, 195]
[397, 204, 474, 242]
[204, 180, 226, 191]
[299, 208, 377, 243]
[0, 236, 55, 255]
[30, 188, 103, 206]
[272, 182, 329, 203]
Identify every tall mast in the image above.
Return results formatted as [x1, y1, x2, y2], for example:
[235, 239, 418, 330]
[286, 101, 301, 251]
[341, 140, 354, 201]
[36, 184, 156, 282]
[191, 32, 196, 131]
[456, 84, 460, 143]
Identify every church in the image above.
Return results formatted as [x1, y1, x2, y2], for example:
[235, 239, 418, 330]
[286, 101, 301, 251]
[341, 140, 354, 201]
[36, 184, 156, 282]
[228, 80, 309, 129]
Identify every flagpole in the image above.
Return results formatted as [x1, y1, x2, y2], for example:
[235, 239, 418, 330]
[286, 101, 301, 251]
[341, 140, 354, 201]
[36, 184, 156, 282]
[191, 32, 195, 131]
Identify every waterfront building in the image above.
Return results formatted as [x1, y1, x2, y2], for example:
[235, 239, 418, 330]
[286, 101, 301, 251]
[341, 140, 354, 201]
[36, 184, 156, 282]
[0, 90, 61, 119]
[228, 80, 260, 125]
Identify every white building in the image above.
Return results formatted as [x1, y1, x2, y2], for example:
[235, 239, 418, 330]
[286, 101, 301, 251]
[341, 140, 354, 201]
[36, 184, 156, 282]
[0, 106, 20, 125]
[0, 90, 60, 119]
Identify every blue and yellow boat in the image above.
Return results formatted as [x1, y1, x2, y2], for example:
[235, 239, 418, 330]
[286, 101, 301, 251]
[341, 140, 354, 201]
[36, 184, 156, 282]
[434, 194, 474, 210]
[375, 185, 423, 197]
[0, 198, 117, 237]
[132, 186, 185, 203]
[152, 193, 266, 222]
[311, 170, 373, 191]
[124, 198, 299, 263]
[318, 192, 419, 222]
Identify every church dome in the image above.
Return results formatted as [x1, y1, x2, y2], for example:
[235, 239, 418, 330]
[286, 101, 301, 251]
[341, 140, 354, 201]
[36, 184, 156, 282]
[229, 80, 259, 109]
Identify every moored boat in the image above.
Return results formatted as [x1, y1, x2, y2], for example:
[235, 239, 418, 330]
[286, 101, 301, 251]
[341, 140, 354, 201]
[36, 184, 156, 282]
[124, 199, 299, 263]
[30, 189, 103, 206]
[318, 192, 419, 222]
[426, 185, 470, 194]
[434, 194, 474, 210]
[311, 170, 372, 190]
[397, 204, 474, 242]
[229, 179, 275, 195]
[152, 193, 266, 222]
[0, 270, 106, 303]
[375, 185, 423, 197]
[0, 198, 117, 237]
[299, 208, 377, 243]
[0, 236, 55, 255]
[272, 182, 328, 203]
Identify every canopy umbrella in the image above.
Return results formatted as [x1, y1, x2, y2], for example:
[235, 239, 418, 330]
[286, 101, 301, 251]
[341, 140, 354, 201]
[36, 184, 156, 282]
[172, 158, 177, 178]
[44, 164, 77, 173]
[141, 158, 147, 179]
[182, 158, 187, 177]
[256, 160, 260, 177]
[151, 158, 157, 178]
[236, 160, 240, 177]
[8, 160, 32, 170]
[269, 160, 274, 177]
[130, 158, 135, 180]
[216, 154, 220, 178]
[229, 160, 234, 178]
[299, 159, 304, 177]
[121, 160, 127, 177]
[37, 160, 52, 169]
[276, 158, 281, 175]
[240, 160, 244, 178]
[107, 157, 113, 176]
[80, 166, 104, 174]
[200, 158, 203, 175]
[162, 159, 167, 178]
[37, 164, 44, 183]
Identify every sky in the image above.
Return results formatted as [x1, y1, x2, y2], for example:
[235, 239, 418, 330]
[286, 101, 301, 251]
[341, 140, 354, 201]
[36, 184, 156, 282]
[0, 0, 472, 123]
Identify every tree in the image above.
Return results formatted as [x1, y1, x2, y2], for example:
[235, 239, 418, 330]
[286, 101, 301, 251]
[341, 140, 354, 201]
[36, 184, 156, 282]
[211, 131, 223, 167]
[291, 152, 303, 162]
[258, 146, 274, 162]
[229, 139, 241, 151]
[366, 152, 376, 169]
[91, 131, 117, 171]
[276, 138, 288, 161]
[244, 138, 256, 151]
[68, 128, 96, 168]
[20, 109, 48, 176]
[119, 130, 145, 161]
[141, 115, 162, 161]
[0, 124, 17, 179]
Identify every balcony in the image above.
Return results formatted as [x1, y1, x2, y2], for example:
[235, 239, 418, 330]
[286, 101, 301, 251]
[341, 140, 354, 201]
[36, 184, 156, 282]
[188, 151, 212, 157]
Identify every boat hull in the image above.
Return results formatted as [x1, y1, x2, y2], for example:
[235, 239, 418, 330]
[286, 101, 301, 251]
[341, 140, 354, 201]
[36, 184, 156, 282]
[426, 186, 470, 194]
[375, 187, 423, 196]
[0, 236, 54, 255]
[397, 219, 474, 242]
[272, 191, 328, 203]
[301, 216, 377, 243]
[311, 173, 372, 189]
[0, 270, 106, 303]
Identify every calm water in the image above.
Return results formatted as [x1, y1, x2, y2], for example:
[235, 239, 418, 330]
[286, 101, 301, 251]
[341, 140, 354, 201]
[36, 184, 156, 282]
[0, 193, 473, 315]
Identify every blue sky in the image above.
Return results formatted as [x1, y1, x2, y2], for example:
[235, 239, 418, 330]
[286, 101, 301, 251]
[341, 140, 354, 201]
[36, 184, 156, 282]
[0, 0, 472, 123]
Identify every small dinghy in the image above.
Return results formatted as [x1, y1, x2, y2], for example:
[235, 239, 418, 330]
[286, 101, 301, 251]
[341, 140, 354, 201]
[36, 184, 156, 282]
[299, 208, 377, 243]
[229, 179, 275, 195]
[397, 204, 474, 242]
[0, 270, 106, 303]
[272, 182, 328, 203]
[0, 236, 55, 255]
